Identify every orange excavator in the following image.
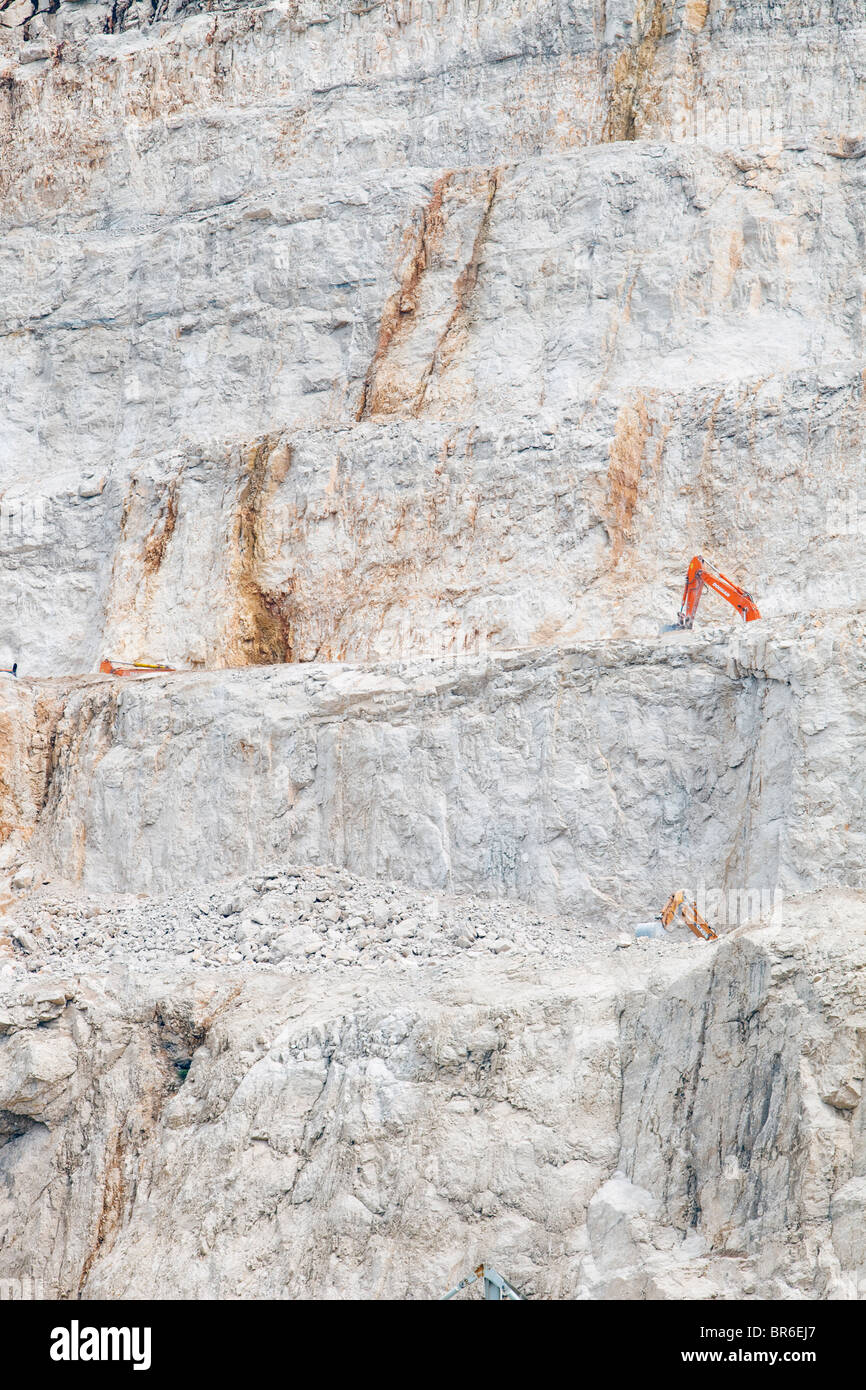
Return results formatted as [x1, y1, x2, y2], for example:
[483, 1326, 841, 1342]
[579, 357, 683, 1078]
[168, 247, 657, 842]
[99, 659, 175, 676]
[675, 556, 760, 629]
[658, 890, 718, 941]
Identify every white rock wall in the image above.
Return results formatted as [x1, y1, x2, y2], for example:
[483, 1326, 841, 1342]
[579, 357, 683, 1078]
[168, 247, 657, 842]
[3, 904, 865, 1300]
[0, 614, 850, 917]
[1, 5, 865, 673]
[0, 0, 864, 1301]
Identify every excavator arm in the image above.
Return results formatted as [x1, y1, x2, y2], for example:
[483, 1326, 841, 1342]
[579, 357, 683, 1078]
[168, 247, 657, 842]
[100, 659, 175, 676]
[441, 1263, 524, 1300]
[659, 890, 718, 941]
[677, 555, 760, 629]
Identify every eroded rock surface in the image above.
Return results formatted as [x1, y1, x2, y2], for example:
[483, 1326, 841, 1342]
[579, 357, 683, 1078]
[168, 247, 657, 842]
[0, 0, 864, 1299]
[2, 900, 865, 1299]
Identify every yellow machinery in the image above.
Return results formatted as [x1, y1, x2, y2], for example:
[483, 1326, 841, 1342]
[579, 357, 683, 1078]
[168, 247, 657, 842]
[659, 890, 718, 941]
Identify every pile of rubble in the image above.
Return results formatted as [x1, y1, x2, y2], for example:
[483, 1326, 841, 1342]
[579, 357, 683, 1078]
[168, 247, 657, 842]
[0, 863, 636, 978]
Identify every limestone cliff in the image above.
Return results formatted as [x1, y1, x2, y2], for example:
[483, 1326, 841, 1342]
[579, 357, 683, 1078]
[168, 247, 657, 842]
[0, 0, 864, 1300]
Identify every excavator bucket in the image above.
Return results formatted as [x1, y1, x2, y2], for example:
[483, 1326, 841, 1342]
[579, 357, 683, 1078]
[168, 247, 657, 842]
[681, 902, 718, 941]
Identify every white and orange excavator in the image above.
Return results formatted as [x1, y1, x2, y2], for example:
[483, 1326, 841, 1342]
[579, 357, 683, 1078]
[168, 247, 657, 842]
[658, 890, 718, 941]
[99, 659, 175, 676]
[674, 555, 761, 630]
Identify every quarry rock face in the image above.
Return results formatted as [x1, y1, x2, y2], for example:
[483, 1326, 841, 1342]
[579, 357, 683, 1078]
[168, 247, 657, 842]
[0, 613, 860, 917]
[0, 0, 865, 1299]
[2, 906, 866, 1300]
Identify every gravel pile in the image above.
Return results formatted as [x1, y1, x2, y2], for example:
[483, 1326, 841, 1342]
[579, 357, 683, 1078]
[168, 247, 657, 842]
[0, 862, 628, 978]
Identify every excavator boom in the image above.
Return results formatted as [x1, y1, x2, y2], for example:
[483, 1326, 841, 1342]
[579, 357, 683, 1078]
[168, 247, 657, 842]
[441, 1263, 524, 1300]
[659, 890, 718, 941]
[677, 555, 760, 629]
[100, 659, 175, 676]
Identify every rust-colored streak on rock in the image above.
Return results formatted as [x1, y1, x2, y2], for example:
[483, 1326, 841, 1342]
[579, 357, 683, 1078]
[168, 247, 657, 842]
[229, 435, 295, 666]
[77, 1128, 127, 1294]
[357, 173, 453, 420]
[415, 169, 500, 413]
[142, 479, 179, 575]
[358, 169, 500, 421]
[684, 0, 709, 32]
[604, 0, 668, 143]
[0, 689, 68, 851]
[605, 395, 651, 561]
